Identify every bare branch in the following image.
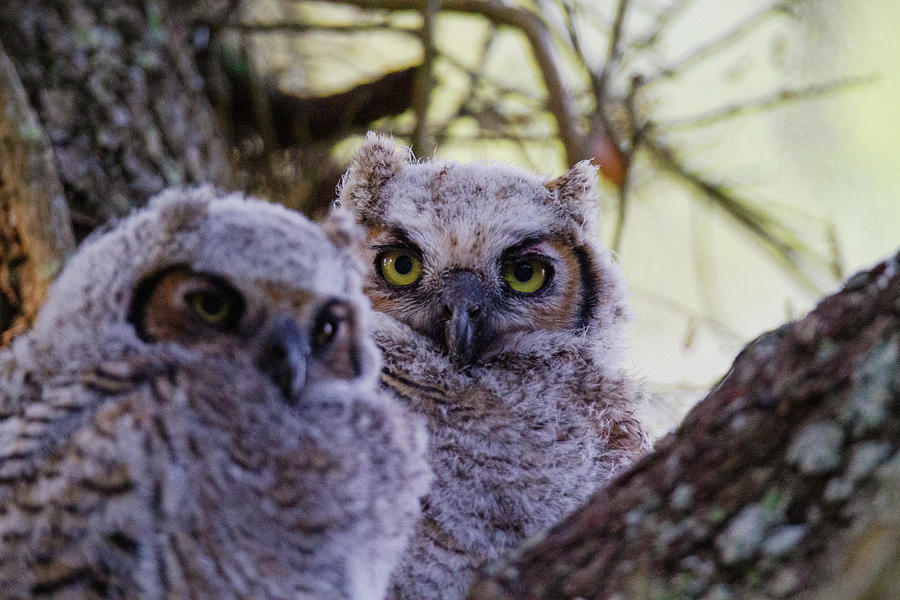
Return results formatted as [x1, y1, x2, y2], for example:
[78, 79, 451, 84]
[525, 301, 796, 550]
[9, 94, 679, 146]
[410, 0, 441, 156]
[610, 74, 644, 253]
[606, 0, 630, 67]
[219, 45, 419, 146]
[408, 30, 506, 144]
[586, 0, 631, 147]
[319, 0, 590, 164]
[557, 1, 603, 113]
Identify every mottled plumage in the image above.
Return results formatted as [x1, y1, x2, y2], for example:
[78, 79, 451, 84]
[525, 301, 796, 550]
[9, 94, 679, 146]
[0, 188, 430, 600]
[335, 133, 652, 599]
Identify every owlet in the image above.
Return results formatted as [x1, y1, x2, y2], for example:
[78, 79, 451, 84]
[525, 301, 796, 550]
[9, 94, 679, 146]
[0, 187, 431, 600]
[335, 133, 652, 599]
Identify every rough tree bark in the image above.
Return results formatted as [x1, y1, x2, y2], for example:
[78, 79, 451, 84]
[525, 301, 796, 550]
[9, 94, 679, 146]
[0, 0, 232, 238]
[0, 41, 75, 340]
[468, 250, 900, 600]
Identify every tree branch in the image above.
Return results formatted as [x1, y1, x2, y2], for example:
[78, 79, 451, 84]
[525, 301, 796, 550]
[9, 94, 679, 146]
[218, 42, 420, 146]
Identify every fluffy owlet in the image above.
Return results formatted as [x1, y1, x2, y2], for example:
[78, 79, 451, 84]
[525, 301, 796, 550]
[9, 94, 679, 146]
[0, 187, 430, 600]
[335, 134, 653, 599]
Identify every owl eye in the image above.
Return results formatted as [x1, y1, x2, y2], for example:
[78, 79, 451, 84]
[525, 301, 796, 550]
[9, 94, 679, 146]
[503, 259, 550, 294]
[311, 302, 348, 349]
[186, 289, 238, 325]
[378, 249, 423, 287]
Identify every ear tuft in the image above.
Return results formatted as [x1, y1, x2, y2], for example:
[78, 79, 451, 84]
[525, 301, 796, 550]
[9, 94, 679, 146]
[335, 132, 406, 223]
[544, 161, 600, 230]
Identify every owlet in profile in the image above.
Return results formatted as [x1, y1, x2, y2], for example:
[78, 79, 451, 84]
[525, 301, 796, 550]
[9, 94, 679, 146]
[335, 133, 652, 599]
[0, 188, 431, 600]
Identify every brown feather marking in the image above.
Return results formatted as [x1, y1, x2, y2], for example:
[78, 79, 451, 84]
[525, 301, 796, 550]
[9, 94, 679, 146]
[528, 238, 582, 332]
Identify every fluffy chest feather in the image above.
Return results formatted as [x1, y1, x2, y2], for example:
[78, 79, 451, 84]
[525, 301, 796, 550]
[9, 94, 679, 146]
[376, 318, 650, 600]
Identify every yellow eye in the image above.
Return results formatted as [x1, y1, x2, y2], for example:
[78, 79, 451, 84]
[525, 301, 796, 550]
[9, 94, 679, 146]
[187, 290, 235, 324]
[379, 250, 423, 287]
[503, 259, 549, 294]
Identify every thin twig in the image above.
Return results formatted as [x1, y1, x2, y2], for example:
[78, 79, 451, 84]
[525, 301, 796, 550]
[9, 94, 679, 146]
[594, 0, 631, 121]
[631, 0, 697, 49]
[690, 202, 726, 328]
[631, 286, 743, 342]
[610, 166, 630, 254]
[653, 76, 876, 132]
[606, 0, 630, 66]
[557, 0, 604, 106]
[437, 37, 543, 106]
[643, 1, 789, 87]
[610, 74, 644, 253]
[228, 21, 418, 34]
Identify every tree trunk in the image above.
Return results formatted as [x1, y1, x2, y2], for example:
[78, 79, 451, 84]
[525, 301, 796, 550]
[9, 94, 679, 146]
[468, 250, 900, 600]
[0, 0, 231, 238]
[0, 40, 75, 340]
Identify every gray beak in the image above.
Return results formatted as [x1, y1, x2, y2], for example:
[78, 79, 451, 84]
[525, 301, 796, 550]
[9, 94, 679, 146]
[256, 316, 311, 403]
[440, 271, 485, 367]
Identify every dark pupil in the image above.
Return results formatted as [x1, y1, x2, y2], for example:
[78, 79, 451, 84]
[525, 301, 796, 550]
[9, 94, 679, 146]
[315, 315, 339, 346]
[319, 320, 335, 341]
[513, 262, 533, 282]
[200, 293, 225, 315]
[395, 255, 413, 275]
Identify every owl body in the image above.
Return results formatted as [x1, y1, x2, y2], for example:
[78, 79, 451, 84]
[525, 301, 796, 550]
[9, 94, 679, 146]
[337, 134, 651, 599]
[0, 188, 430, 600]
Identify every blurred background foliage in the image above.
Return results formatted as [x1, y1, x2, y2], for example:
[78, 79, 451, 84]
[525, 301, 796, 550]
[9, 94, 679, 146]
[218, 0, 899, 433]
[5, 0, 892, 433]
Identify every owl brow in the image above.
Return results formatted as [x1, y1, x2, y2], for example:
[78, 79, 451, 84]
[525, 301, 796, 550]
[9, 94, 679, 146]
[372, 228, 423, 256]
[503, 235, 551, 257]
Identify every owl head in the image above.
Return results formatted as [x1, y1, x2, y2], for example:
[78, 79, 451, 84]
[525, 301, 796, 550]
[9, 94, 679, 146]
[335, 133, 632, 368]
[30, 186, 378, 390]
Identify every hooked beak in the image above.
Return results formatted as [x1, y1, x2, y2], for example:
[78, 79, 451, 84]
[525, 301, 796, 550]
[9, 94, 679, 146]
[440, 271, 486, 368]
[256, 316, 311, 403]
